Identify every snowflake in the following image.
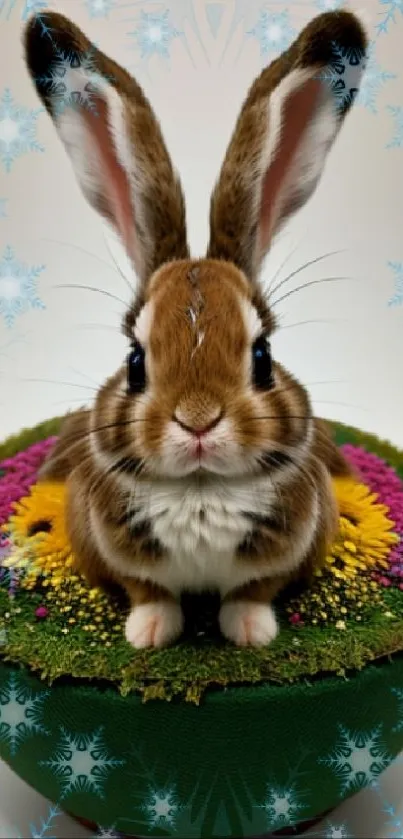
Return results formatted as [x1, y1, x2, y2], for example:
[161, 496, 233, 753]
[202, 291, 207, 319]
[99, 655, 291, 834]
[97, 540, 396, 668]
[323, 820, 351, 839]
[21, 0, 48, 21]
[392, 687, 403, 728]
[85, 0, 115, 17]
[315, 0, 343, 9]
[0, 245, 45, 328]
[29, 804, 60, 839]
[0, 88, 44, 173]
[357, 43, 396, 113]
[262, 785, 302, 829]
[247, 10, 295, 59]
[319, 725, 390, 794]
[377, 0, 403, 34]
[0, 198, 6, 218]
[129, 11, 181, 60]
[387, 106, 403, 148]
[318, 40, 367, 113]
[35, 47, 105, 117]
[382, 798, 403, 834]
[142, 785, 180, 829]
[386, 261, 403, 307]
[0, 673, 49, 756]
[41, 726, 123, 799]
[94, 827, 121, 839]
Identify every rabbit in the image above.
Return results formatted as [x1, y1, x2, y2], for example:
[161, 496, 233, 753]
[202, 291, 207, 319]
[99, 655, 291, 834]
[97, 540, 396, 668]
[24, 9, 366, 649]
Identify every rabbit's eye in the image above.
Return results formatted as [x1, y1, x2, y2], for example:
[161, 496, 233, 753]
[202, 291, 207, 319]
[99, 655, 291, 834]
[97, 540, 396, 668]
[252, 336, 274, 390]
[127, 342, 146, 394]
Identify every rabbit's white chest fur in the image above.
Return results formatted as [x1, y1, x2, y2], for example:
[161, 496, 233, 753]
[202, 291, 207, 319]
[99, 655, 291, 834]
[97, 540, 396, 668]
[136, 476, 261, 596]
[93, 474, 318, 598]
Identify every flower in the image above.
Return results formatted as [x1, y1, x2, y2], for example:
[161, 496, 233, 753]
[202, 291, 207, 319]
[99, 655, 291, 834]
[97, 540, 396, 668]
[287, 477, 399, 627]
[3, 481, 73, 588]
[327, 477, 398, 580]
[2, 480, 123, 641]
[342, 444, 403, 586]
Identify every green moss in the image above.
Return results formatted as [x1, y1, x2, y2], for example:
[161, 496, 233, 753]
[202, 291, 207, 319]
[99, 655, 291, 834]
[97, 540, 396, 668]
[1, 584, 403, 704]
[0, 417, 63, 461]
[1, 416, 403, 703]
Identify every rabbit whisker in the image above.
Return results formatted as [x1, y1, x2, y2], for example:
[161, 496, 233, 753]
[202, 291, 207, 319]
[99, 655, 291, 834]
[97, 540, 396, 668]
[271, 276, 352, 309]
[53, 284, 127, 307]
[20, 377, 99, 392]
[42, 236, 133, 297]
[276, 317, 344, 331]
[102, 231, 134, 296]
[268, 250, 346, 302]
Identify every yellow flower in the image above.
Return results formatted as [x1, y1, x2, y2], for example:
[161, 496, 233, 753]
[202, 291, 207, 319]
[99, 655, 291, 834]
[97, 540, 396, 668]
[3, 480, 124, 640]
[323, 478, 399, 582]
[4, 481, 74, 587]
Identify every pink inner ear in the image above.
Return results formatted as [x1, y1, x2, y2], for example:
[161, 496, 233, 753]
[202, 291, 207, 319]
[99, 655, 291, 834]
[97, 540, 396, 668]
[259, 77, 323, 252]
[82, 98, 136, 262]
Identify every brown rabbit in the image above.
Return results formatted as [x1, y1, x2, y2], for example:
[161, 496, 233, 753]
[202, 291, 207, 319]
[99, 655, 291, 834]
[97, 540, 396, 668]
[24, 10, 366, 648]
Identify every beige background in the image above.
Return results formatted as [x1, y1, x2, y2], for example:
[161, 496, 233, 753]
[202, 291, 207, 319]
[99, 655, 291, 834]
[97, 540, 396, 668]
[0, 0, 403, 836]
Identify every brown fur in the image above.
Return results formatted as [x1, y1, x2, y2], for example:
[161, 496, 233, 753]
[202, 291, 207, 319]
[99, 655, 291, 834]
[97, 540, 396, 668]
[23, 9, 366, 646]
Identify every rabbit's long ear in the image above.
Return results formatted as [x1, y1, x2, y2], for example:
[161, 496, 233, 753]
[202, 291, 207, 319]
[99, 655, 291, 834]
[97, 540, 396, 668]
[207, 11, 367, 282]
[24, 13, 189, 285]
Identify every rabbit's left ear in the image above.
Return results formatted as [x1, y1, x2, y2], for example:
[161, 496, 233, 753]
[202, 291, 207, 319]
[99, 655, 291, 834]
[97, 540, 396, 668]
[207, 11, 367, 282]
[24, 12, 189, 285]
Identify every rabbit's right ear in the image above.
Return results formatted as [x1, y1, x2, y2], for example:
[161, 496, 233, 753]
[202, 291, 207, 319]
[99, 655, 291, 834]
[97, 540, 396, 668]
[24, 13, 189, 285]
[207, 11, 367, 283]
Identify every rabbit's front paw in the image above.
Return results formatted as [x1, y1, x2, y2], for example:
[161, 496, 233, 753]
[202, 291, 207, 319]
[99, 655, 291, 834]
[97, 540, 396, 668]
[219, 600, 278, 647]
[125, 601, 183, 649]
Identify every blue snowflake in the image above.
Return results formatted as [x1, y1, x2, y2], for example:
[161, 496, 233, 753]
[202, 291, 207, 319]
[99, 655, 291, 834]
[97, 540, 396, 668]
[0, 88, 44, 172]
[322, 821, 352, 839]
[142, 785, 180, 829]
[319, 725, 390, 794]
[0, 198, 7, 218]
[318, 41, 367, 113]
[356, 43, 396, 113]
[21, 0, 48, 20]
[370, 776, 403, 836]
[94, 827, 122, 839]
[129, 11, 181, 60]
[0, 673, 49, 756]
[41, 726, 123, 799]
[247, 9, 295, 59]
[262, 785, 303, 829]
[28, 804, 60, 839]
[0, 245, 45, 328]
[382, 799, 403, 835]
[35, 47, 104, 117]
[392, 686, 403, 726]
[377, 0, 403, 34]
[386, 261, 403, 307]
[387, 106, 403, 148]
[85, 0, 115, 17]
[315, 0, 344, 9]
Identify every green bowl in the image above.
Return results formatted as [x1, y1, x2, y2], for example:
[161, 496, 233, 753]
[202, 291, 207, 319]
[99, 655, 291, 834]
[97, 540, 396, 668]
[0, 419, 403, 838]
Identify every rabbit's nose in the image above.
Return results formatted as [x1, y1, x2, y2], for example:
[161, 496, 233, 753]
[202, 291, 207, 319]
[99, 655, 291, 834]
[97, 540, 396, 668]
[173, 408, 223, 437]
